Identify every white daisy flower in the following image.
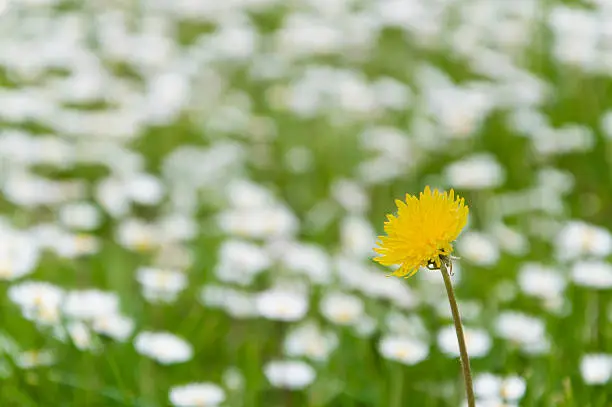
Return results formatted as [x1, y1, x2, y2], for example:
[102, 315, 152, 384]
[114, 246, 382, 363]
[0, 230, 40, 281]
[92, 313, 135, 342]
[63, 289, 120, 321]
[319, 292, 364, 326]
[283, 322, 338, 362]
[444, 154, 505, 190]
[264, 360, 316, 389]
[256, 289, 308, 322]
[518, 262, 564, 295]
[556, 221, 612, 260]
[115, 219, 160, 252]
[214, 239, 271, 286]
[134, 331, 193, 365]
[571, 260, 612, 289]
[15, 349, 56, 369]
[456, 231, 500, 267]
[580, 354, 612, 385]
[58, 201, 102, 231]
[169, 383, 225, 407]
[495, 312, 549, 354]
[136, 267, 188, 304]
[378, 336, 429, 365]
[438, 326, 492, 358]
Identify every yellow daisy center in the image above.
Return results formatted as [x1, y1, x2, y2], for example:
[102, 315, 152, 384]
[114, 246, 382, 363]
[373, 186, 469, 278]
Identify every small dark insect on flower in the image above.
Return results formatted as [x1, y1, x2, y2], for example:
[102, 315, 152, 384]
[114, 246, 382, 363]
[426, 254, 459, 276]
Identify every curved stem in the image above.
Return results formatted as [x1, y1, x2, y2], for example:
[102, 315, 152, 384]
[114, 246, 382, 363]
[440, 263, 475, 407]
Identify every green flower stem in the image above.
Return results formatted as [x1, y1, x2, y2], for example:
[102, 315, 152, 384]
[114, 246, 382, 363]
[440, 262, 475, 407]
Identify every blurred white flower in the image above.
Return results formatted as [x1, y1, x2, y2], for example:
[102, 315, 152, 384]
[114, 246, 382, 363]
[256, 289, 308, 322]
[358, 155, 406, 185]
[116, 219, 160, 252]
[15, 349, 56, 369]
[532, 125, 594, 156]
[211, 21, 257, 61]
[53, 233, 101, 258]
[273, 240, 331, 284]
[580, 354, 612, 385]
[500, 376, 527, 402]
[457, 231, 500, 267]
[65, 321, 97, 351]
[349, 265, 419, 310]
[8, 280, 63, 326]
[495, 312, 549, 354]
[8, 280, 61, 311]
[47, 69, 108, 105]
[320, 291, 364, 326]
[556, 221, 612, 261]
[360, 126, 412, 164]
[225, 180, 276, 209]
[162, 143, 245, 193]
[126, 173, 165, 205]
[95, 177, 131, 218]
[492, 189, 536, 218]
[200, 285, 259, 319]
[373, 77, 412, 111]
[378, 336, 429, 365]
[354, 315, 378, 338]
[145, 72, 190, 125]
[331, 179, 369, 214]
[218, 205, 298, 240]
[371, 277, 420, 310]
[304, 199, 339, 233]
[58, 201, 102, 231]
[0, 230, 40, 281]
[137, 267, 188, 304]
[474, 373, 502, 400]
[92, 313, 135, 342]
[28, 223, 65, 251]
[154, 243, 194, 270]
[474, 373, 527, 403]
[264, 360, 316, 389]
[444, 154, 505, 189]
[385, 312, 429, 340]
[63, 289, 120, 321]
[340, 216, 376, 258]
[518, 263, 566, 300]
[215, 240, 271, 285]
[284, 322, 338, 362]
[571, 260, 612, 289]
[508, 107, 549, 136]
[158, 213, 198, 242]
[536, 167, 575, 195]
[169, 383, 225, 407]
[491, 223, 529, 256]
[3, 172, 82, 207]
[277, 14, 342, 57]
[438, 326, 491, 358]
[134, 331, 193, 365]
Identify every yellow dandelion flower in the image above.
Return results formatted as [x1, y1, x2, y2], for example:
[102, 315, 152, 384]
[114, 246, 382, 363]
[374, 186, 469, 278]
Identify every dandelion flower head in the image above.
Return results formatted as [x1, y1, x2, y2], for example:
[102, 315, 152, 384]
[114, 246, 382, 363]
[374, 186, 468, 278]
